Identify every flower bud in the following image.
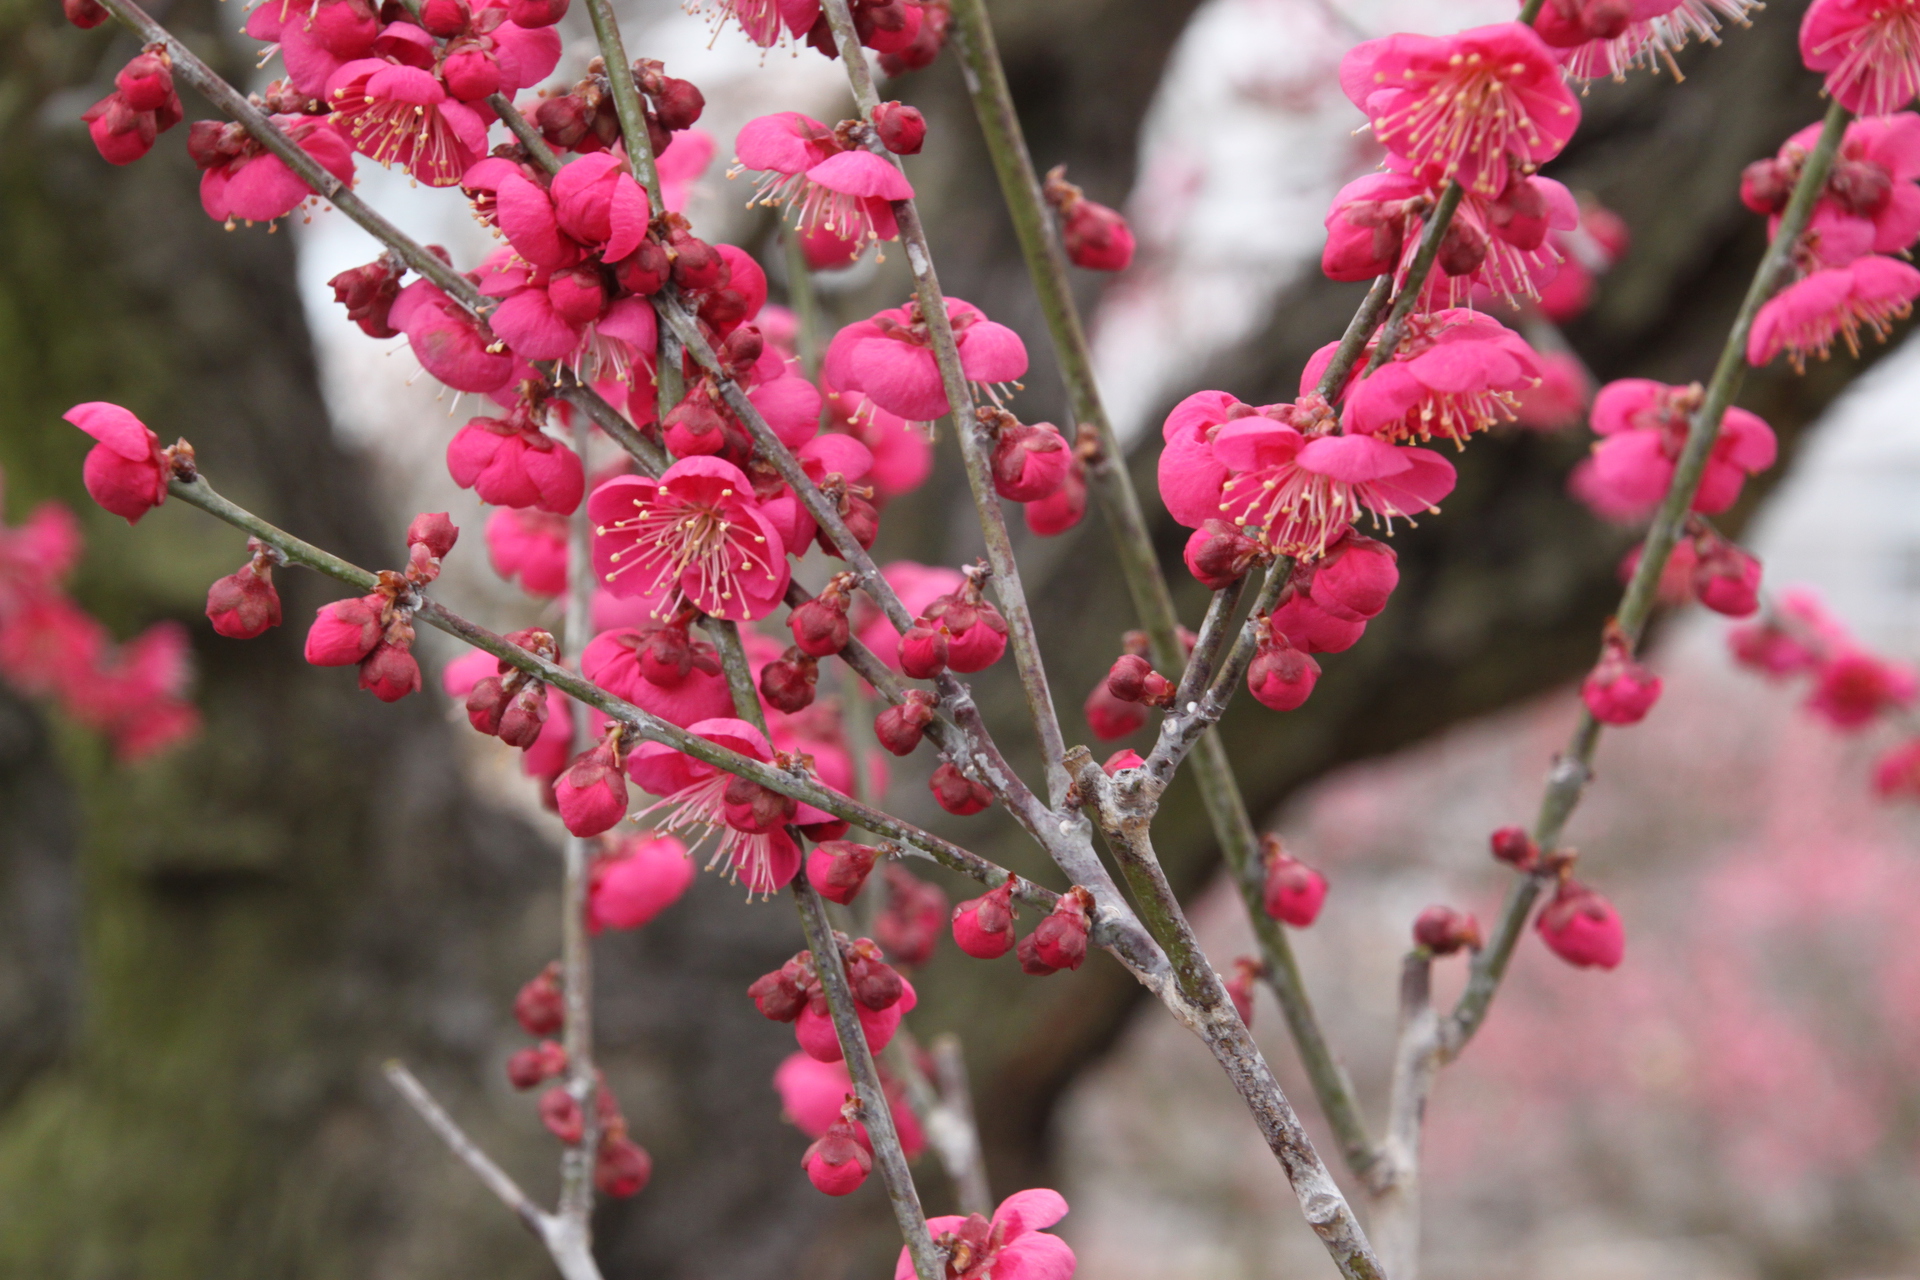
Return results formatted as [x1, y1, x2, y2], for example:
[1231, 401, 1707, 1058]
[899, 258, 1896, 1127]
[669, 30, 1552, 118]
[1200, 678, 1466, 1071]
[1489, 826, 1539, 871]
[1692, 540, 1762, 618]
[466, 675, 511, 736]
[1183, 520, 1261, 590]
[807, 841, 878, 905]
[62, 0, 110, 28]
[613, 237, 671, 296]
[419, 0, 470, 37]
[989, 418, 1070, 502]
[1261, 837, 1327, 928]
[637, 61, 705, 130]
[1740, 157, 1796, 214]
[663, 389, 729, 457]
[536, 93, 594, 150]
[876, 865, 948, 967]
[1876, 739, 1920, 798]
[668, 224, 728, 291]
[555, 738, 629, 837]
[1534, 879, 1624, 970]
[899, 619, 949, 679]
[1084, 678, 1147, 740]
[875, 689, 937, 755]
[507, 1039, 567, 1089]
[872, 100, 927, 155]
[548, 265, 608, 326]
[929, 762, 992, 816]
[759, 645, 820, 713]
[789, 590, 852, 657]
[1412, 905, 1483, 955]
[1247, 633, 1321, 711]
[1062, 198, 1135, 271]
[539, 1086, 585, 1144]
[497, 682, 551, 749]
[845, 940, 906, 1010]
[1017, 885, 1093, 975]
[358, 633, 423, 702]
[951, 879, 1018, 959]
[1309, 535, 1398, 622]
[921, 587, 1009, 673]
[1581, 632, 1662, 725]
[1025, 453, 1088, 536]
[329, 256, 403, 338]
[802, 1117, 872, 1195]
[407, 511, 459, 560]
[595, 1133, 652, 1197]
[749, 958, 812, 1022]
[514, 962, 565, 1036]
[1226, 957, 1261, 1027]
[206, 561, 282, 639]
[114, 51, 175, 114]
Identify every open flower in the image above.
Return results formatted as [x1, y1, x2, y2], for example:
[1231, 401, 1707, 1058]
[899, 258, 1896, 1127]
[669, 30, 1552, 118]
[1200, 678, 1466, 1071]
[897, 1189, 1077, 1280]
[64, 402, 173, 524]
[1340, 22, 1580, 197]
[825, 298, 1028, 423]
[1802, 0, 1920, 116]
[190, 115, 356, 224]
[736, 111, 913, 248]
[1579, 378, 1776, 518]
[447, 408, 585, 513]
[590, 457, 790, 621]
[626, 718, 829, 896]
[326, 58, 488, 186]
[1308, 308, 1541, 445]
[1747, 254, 1920, 370]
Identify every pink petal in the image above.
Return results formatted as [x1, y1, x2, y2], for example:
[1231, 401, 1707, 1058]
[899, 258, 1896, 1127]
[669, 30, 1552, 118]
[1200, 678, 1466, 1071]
[1297, 432, 1413, 483]
[747, 374, 823, 448]
[490, 288, 582, 362]
[955, 319, 1029, 384]
[735, 111, 833, 174]
[1209, 418, 1306, 474]
[995, 1188, 1070, 1234]
[850, 341, 948, 422]
[64, 402, 155, 460]
[805, 149, 913, 200]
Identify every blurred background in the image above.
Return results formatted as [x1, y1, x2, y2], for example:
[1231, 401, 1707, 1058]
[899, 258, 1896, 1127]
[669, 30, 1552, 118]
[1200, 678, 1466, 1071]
[2, 0, 1917, 1276]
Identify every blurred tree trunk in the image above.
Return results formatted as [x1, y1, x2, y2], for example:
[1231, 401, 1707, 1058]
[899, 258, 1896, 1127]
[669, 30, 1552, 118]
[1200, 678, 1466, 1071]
[0, 1, 1900, 1278]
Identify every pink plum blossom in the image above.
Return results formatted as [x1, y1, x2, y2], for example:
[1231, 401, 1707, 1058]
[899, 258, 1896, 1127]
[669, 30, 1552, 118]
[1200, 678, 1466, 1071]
[192, 116, 356, 224]
[589, 833, 693, 930]
[326, 59, 488, 186]
[390, 280, 516, 393]
[1340, 22, 1580, 197]
[64, 402, 170, 524]
[736, 111, 913, 247]
[1747, 255, 1920, 370]
[896, 1189, 1077, 1280]
[1802, 0, 1920, 116]
[590, 458, 790, 622]
[485, 507, 568, 596]
[825, 298, 1028, 422]
[1579, 378, 1776, 519]
[1307, 308, 1542, 445]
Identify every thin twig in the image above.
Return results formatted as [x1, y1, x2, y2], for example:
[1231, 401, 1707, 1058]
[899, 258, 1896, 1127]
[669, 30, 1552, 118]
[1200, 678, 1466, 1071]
[558, 413, 599, 1227]
[1071, 750, 1385, 1280]
[882, 1030, 993, 1219]
[1142, 561, 1288, 792]
[791, 876, 943, 1280]
[1371, 956, 1439, 1280]
[582, 0, 663, 208]
[384, 1061, 547, 1238]
[929, 1033, 994, 1218]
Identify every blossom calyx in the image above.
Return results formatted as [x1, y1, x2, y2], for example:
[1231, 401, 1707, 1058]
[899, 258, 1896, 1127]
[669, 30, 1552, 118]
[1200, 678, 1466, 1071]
[1017, 886, 1094, 975]
[952, 878, 1019, 959]
[1226, 956, 1262, 1028]
[1412, 905, 1483, 955]
[875, 689, 938, 755]
[1261, 836, 1327, 927]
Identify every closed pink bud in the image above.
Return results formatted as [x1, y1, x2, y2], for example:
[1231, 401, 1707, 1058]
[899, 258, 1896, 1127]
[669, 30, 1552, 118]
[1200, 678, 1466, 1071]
[595, 1133, 652, 1197]
[507, 0, 567, 25]
[875, 689, 938, 755]
[1261, 839, 1327, 928]
[1740, 157, 1796, 214]
[539, 1086, 585, 1144]
[1018, 886, 1093, 975]
[62, 0, 109, 28]
[439, 44, 500, 100]
[507, 1039, 567, 1089]
[1692, 541, 1762, 618]
[1535, 879, 1625, 970]
[1025, 453, 1088, 536]
[1105, 653, 1152, 702]
[1436, 218, 1489, 277]
[803, 1119, 873, 1195]
[407, 511, 459, 559]
[951, 879, 1018, 959]
[668, 224, 728, 291]
[899, 619, 949, 679]
[306, 596, 384, 666]
[873, 100, 927, 155]
[1581, 634, 1662, 725]
[663, 388, 729, 457]
[1084, 679, 1147, 740]
[613, 237, 671, 297]
[114, 51, 174, 113]
[1226, 957, 1261, 1027]
[590, 834, 693, 930]
[1412, 905, 1482, 955]
[330, 256, 403, 338]
[1247, 634, 1320, 711]
[1309, 535, 1398, 622]
[548, 265, 608, 326]
[206, 563, 281, 639]
[1489, 825, 1539, 871]
[921, 590, 1008, 673]
[760, 646, 819, 713]
[465, 676, 510, 736]
[876, 865, 948, 967]
[930, 762, 992, 816]
[807, 841, 879, 905]
[65, 402, 170, 522]
[555, 739, 629, 837]
[646, 74, 704, 132]
[1184, 520, 1261, 590]
[419, 0, 470, 35]
[789, 592, 852, 657]
[358, 634, 422, 702]
[515, 963, 565, 1036]
[990, 419, 1070, 502]
[845, 941, 905, 1010]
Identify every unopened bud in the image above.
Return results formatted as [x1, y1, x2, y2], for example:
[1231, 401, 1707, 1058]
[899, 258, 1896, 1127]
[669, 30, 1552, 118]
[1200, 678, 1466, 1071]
[1412, 905, 1483, 955]
[539, 1086, 585, 1144]
[875, 864, 948, 967]
[807, 841, 878, 905]
[1261, 836, 1328, 927]
[514, 962, 565, 1036]
[872, 100, 926, 155]
[1489, 825, 1539, 871]
[929, 762, 992, 816]
[759, 645, 820, 713]
[1017, 886, 1093, 975]
[875, 689, 937, 755]
[506, 1039, 567, 1089]
[951, 878, 1018, 959]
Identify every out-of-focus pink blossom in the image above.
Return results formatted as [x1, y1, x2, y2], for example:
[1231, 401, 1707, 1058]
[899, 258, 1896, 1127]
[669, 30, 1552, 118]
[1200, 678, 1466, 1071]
[1801, 0, 1920, 116]
[589, 833, 693, 929]
[1807, 648, 1918, 728]
[1262, 839, 1328, 927]
[1581, 630, 1663, 725]
[897, 1189, 1077, 1280]
[1578, 378, 1776, 520]
[1747, 255, 1920, 370]
[485, 507, 569, 596]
